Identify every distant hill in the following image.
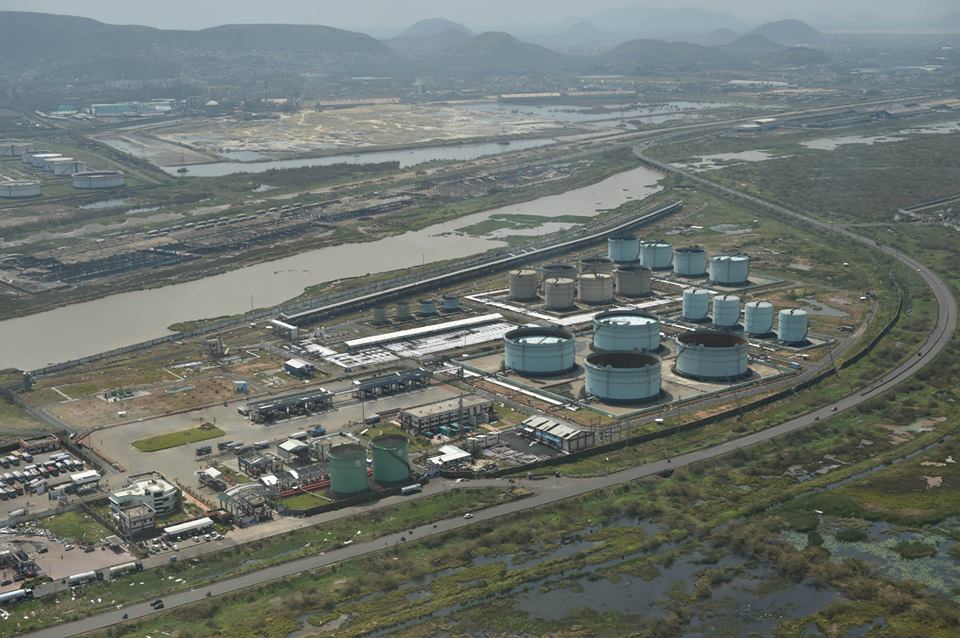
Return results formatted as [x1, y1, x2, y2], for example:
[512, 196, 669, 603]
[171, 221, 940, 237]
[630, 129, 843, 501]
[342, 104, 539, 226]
[729, 33, 781, 51]
[399, 18, 472, 38]
[585, 6, 741, 36]
[602, 38, 740, 70]
[387, 23, 474, 56]
[702, 28, 739, 46]
[762, 46, 831, 66]
[433, 31, 567, 74]
[748, 19, 822, 45]
[0, 11, 391, 79]
[528, 21, 625, 54]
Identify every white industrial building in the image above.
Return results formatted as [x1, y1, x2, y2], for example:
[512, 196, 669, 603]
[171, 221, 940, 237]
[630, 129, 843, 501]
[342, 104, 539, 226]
[519, 416, 595, 453]
[109, 473, 180, 515]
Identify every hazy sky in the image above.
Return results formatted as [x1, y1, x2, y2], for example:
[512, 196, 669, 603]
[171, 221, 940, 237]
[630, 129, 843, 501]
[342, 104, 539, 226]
[0, 0, 954, 32]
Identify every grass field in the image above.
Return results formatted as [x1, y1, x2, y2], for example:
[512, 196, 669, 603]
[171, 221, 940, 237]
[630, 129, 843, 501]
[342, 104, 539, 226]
[132, 425, 225, 452]
[41, 511, 111, 545]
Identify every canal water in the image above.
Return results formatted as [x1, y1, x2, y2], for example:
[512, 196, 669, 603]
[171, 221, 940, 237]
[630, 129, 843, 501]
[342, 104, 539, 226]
[162, 138, 558, 177]
[0, 166, 662, 370]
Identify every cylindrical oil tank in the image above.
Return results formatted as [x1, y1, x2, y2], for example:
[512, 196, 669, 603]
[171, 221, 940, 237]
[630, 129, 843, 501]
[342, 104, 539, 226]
[23, 150, 51, 164]
[372, 305, 388, 325]
[639, 240, 673, 270]
[541, 263, 577, 281]
[682, 288, 711, 321]
[593, 310, 660, 352]
[0, 182, 40, 198]
[442, 295, 460, 312]
[52, 159, 86, 176]
[504, 326, 576, 376]
[544, 277, 576, 311]
[711, 295, 741, 328]
[44, 157, 74, 172]
[710, 254, 750, 285]
[579, 256, 615, 275]
[608, 234, 639, 263]
[72, 171, 125, 189]
[509, 269, 539, 300]
[328, 444, 369, 496]
[371, 435, 410, 485]
[744, 301, 774, 335]
[673, 246, 708, 277]
[615, 263, 652, 297]
[585, 352, 661, 403]
[675, 331, 749, 380]
[579, 273, 614, 304]
[778, 309, 809, 344]
[30, 153, 60, 168]
[418, 298, 437, 316]
[0, 142, 32, 157]
[396, 301, 411, 321]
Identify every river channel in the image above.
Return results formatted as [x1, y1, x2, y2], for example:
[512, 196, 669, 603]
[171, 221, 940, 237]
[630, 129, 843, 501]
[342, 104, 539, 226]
[0, 166, 662, 371]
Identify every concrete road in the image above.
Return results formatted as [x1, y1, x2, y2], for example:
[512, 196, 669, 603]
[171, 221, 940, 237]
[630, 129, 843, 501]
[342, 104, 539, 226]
[22, 144, 958, 638]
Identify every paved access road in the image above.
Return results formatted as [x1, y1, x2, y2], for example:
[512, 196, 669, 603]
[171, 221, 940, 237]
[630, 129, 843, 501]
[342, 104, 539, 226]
[24, 157, 957, 638]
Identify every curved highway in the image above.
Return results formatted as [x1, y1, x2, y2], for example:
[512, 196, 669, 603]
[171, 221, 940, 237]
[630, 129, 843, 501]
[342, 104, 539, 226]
[23, 157, 957, 638]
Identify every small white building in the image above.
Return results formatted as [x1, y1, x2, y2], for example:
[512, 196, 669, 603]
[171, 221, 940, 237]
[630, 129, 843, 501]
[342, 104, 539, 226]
[520, 416, 595, 453]
[277, 439, 310, 461]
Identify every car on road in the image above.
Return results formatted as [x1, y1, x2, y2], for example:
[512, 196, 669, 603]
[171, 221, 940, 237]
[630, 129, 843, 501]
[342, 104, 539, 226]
[150, 599, 164, 609]
[463, 513, 474, 519]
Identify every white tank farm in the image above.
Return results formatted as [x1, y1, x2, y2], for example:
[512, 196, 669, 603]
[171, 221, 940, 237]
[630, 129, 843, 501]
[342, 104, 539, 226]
[710, 254, 750, 285]
[52, 160, 86, 176]
[673, 246, 708, 277]
[544, 277, 576, 310]
[585, 352, 661, 403]
[541, 263, 577, 281]
[712, 295, 741, 328]
[396, 301, 411, 320]
[614, 263, 652, 297]
[418, 298, 437, 316]
[639, 240, 673, 270]
[778, 308, 809, 344]
[72, 171, 125, 189]
[607, 234, 640, 263]
[675, 331, 750, 380]
[504, 326, 576, 376]
[579, 273, 614, 304]
[744, 301, 775, 335]
[593, 310, 660, 352]
[509, 269, 539, 300]
[0, 142, 33, 156]
[682, 287, 711, 321]
[0, 182, 40, 198]
[579, 256, 615, 274]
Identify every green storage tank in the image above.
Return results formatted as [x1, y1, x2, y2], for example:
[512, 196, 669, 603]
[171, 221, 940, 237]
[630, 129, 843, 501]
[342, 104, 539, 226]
[372, 435, 410, 485]
[328, 444, 368, 496]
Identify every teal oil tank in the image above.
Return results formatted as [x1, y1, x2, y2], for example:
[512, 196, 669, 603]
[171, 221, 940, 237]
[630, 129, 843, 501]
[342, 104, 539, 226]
[328, 444, 369, 496]
[372, 435, 411, 485]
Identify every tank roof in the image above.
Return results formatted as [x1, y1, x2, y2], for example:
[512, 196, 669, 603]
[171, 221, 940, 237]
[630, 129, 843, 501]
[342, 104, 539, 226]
[506, 326, 574, 343]
[782, 308, 808, 316]
[615, 262, 651, 272]
[713, 253, 749, 261]
[579, 273, 613, 280]
[586, 351, 659, 368]
[745, 301, 773, 308]
[677, 331, 747, 347]
[594, 310, 658, 326]
[329, 443, 366, 458]
[372, 434, 408, 447]
[544, 277, 575, 285]
[675, 246, 706, 253]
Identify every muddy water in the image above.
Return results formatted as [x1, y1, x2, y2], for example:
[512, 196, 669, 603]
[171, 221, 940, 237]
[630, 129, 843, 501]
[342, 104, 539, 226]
[0, 166, 662, 370]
